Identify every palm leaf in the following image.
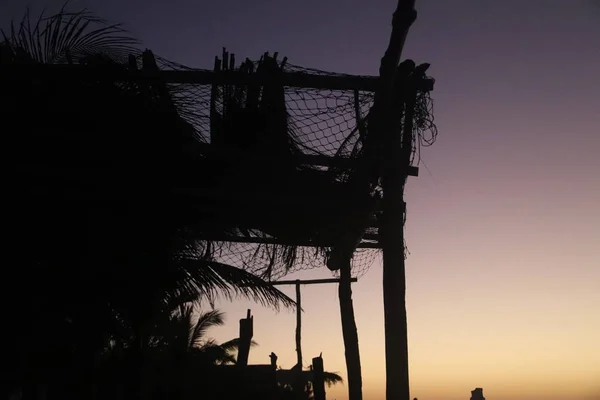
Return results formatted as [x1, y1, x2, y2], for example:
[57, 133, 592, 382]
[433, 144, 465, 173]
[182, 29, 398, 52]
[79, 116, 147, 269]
[218, 338, 258, 353]
[1, 3, 139, 64]
[190, 309, 225, 349]
[175, 258, 296, 310]
[323, 371, 343, 387]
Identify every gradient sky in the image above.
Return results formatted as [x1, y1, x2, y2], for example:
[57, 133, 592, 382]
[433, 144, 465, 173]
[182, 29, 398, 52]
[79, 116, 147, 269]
[3, 1, 599, 399]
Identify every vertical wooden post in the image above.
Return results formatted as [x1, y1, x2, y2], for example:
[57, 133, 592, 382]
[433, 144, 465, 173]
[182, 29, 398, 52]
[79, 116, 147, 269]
[371, 3, 418, 399]
[209, 56, 221, 146]
[295, 280, 303, 369]
[237, 309, 253, 367]
[381, 81, 417, 400]
[312, 355, 326, 400]
[354, 88, 367, 140]
[257, 278, 357, 398]
[338, 258, 363, 400]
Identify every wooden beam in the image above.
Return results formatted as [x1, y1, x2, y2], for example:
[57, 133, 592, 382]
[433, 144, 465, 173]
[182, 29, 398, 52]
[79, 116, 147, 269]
[163, 69, 380, 91]
[3, 64, 434, 93]
[195, 143, 357, 169]
[2, 65, 380, 92]
[266, 278, 358, 286]
[196, 144, 420, 175]
[194, 234, 381, 249]
[253, 277, 358, 379]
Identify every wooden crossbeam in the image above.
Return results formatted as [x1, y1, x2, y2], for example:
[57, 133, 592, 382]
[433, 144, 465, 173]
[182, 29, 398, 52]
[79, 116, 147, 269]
[1, 65, 381, 91]
[258, 278, 358, 370]
[2, 65, 434, 93]
[196, 234, 381, 249]
[195, 144, 420, 175]
[267, 278, 358, 286]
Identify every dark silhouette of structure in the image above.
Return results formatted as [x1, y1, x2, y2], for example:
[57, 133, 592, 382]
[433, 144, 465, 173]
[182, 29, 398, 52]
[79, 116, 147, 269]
[2, 1, 436, 399]
[471, 387, 486, 400]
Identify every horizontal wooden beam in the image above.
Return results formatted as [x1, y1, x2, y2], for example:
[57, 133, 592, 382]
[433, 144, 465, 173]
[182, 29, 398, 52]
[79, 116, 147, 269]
[196, 143, 419, 175]
[196, 233, 381, 249]
[2, 65, 434, 93]
[162, 69, 381, 91]
[2, 65, 381, 92]
[267, 278, 358, 286]
[195, 143, 357, 169]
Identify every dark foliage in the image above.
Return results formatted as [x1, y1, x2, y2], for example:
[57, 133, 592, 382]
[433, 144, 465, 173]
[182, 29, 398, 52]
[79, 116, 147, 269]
[2, 7, 294, 400]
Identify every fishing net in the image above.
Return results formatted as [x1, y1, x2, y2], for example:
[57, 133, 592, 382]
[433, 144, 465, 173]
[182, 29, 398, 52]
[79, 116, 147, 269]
[146, 52, 437, 280]
[6, 47, 435, 281]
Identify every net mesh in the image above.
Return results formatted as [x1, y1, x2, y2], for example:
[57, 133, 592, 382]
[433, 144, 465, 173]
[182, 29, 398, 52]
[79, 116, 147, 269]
[153, 55, 376, 157]
[135, 53, 436, 280]
[1, 4, 437, 283]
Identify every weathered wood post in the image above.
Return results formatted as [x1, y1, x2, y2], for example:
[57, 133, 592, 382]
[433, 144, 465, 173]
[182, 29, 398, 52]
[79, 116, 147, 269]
[261, 279, 356, 398]
[338, 258, 363, 400]
[374, 2, 418, 400]
[295, 280, 303, 369]
[237, 309, 253, 367]
[293, 280, 304, 396]
[312, 354, 326, 400]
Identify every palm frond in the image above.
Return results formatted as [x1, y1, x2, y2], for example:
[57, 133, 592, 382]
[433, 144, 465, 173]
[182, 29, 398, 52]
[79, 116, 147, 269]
[176, 258, 296, 310]
[1, 3, 139, 64]
[190, 309, 225, 349]
[218, 338, 258, 353]
[323, 371, 343, 387]
[217, 353, 238, 365]
[194, 343, 233, 365]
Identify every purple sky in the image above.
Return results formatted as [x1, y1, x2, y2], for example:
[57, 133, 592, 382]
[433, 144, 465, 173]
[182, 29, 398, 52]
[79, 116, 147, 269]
[3, 1, 599, 399]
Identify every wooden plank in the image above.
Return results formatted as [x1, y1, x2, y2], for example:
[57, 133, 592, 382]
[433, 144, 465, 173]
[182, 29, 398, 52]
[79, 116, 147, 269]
[2, 64, 381, 91]
[196, 234, 381, 249]
[4, 63, 433, 93]
[163, 69, 381, 91]
[196, 143, 420, 174]
[267, 278, 358, 286]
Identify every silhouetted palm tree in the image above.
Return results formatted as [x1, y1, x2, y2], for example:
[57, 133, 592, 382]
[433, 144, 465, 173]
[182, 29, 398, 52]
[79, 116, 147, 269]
[278, 368, 343, 400]
[2, 7, 294, 400]
[150, 305, 258, 365]
[100, 303, 259, 400]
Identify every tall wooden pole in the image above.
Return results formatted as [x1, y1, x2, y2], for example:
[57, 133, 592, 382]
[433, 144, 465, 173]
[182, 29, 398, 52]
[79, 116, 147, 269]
[261, 277, 358, 398]
[338, 259, 363, 400]
[262, 278, 357, 369]
[381, 84, 416, 400]
[295, 280, 303, 368]
[237, 309, 253, 367]
[371, 1, 418, 400]
[312, 355, 326, 400]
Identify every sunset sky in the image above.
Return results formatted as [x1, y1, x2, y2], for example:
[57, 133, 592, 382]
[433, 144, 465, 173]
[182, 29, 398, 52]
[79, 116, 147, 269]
[3, 0, 599, 399]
